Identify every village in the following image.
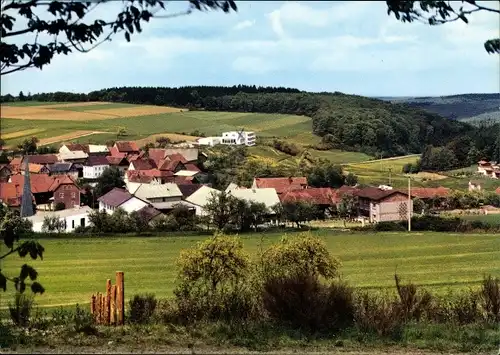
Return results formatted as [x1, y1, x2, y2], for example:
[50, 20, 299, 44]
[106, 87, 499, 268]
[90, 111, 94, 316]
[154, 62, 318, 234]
[1, 139, 499, 233]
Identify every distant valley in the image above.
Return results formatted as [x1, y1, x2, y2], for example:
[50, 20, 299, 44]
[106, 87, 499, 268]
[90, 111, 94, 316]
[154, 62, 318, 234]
[378, 93, 500, 125]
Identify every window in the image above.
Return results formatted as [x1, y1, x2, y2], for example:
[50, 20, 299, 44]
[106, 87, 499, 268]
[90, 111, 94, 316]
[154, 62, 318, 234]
[59, 192, 64, 198]
[72, 220, 75, 229]
[71, 192, 76, 199]
[80, 218, 85, 227]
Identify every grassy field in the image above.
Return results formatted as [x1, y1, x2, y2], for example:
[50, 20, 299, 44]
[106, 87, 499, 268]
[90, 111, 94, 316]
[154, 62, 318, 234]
[1, 230, 499, 309]
[458, 214, 500, 226]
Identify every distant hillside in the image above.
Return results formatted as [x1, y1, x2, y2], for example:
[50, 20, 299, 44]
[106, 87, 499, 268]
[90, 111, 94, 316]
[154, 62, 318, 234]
[2, 86, 498, 160]
[378, 93, 500, 124]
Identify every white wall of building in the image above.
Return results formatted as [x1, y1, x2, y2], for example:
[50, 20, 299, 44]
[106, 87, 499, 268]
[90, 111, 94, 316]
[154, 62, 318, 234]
[99, 196, 148, 215]
[221, 131, 256, 146]
[83, 164, 109, 179]
[27, 207, 92, 233]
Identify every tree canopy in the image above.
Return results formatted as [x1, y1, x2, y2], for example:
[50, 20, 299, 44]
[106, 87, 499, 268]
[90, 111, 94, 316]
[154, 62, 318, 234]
[1, 0, 237, 75]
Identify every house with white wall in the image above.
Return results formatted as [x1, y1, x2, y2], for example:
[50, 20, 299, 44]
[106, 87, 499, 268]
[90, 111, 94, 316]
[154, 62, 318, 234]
[196, 130, 256, 147]
[83, 156, 110, 180]
[26, 206, 93, 233]
[185, 186, 221, 216]
[98, 188, 149, 214]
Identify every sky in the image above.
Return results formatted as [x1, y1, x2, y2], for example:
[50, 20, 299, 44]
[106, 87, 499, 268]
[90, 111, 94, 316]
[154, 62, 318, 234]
[2, 1, 499, 97]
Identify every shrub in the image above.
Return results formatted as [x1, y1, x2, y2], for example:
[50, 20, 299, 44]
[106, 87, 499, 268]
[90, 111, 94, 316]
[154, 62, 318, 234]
[128, 294, 157, 324]
[54, 202, 65, 211]
[261, 233, 341, 280]
[354, 291, 403, 339]
[74, 304, 97, 335]
[262, 273, 354, 333]
[173, 233, 252, 323]
[272, 139, 301, 156]
[480, 275, 500, 323]
[9, 293, 34, 327]
[394, 274, 433, 322]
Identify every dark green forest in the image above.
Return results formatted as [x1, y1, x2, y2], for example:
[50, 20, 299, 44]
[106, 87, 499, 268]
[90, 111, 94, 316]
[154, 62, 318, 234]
[2, 86, 499, 161]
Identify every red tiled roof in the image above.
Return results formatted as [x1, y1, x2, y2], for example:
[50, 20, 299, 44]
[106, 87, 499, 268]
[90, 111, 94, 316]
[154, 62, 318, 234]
[167, 153, 188, 164]
[97, 188, 133, 207]
[148, 149, 168, 164]
[64, 144, 89, 153]
[410, 187, 450, 199]
[0, 182, 28, 207]
[108, 146, 126, 158]
[28, 163, 45, 173]
[106, 156, 129, 166]
[131, 159, 156, 171]
[10, 173, 77, 194]
[158, 159, 181, 172]
[253, 177, 308, 194]
[23, 154, 58, 165]
[114, 141, 139, 153]
[280, 188, 336, 205]
[184, 163, 201, 172]
[354, 187, 408, 201]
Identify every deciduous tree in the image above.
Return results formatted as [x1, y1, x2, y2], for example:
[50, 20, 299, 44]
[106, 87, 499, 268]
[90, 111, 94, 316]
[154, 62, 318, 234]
[94, 167, 125, 198]
[1, 0, 237, 75]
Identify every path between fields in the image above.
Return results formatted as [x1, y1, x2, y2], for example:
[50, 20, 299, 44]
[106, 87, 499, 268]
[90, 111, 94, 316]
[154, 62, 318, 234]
[38, 131, 107, 146]
[352, 153, 421, 164]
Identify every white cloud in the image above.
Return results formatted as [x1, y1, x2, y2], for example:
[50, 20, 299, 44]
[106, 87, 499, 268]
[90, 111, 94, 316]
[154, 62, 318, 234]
[267, 9, 287, 39]
[233, 20, 255, 31]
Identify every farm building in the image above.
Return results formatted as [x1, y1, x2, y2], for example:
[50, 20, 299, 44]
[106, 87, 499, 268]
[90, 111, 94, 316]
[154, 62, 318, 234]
[252, 177, 308, 194]
[83, 156, 110, 180]
[26, 206, 93, 233]
[354, 187, 413, 223]
[98, 188, 149, 215]
[185, 186, 221, 216]
[228, 187, 280, 212]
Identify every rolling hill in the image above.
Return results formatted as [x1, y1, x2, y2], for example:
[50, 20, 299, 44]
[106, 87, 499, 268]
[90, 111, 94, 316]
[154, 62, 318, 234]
[379, 93, 500, 125]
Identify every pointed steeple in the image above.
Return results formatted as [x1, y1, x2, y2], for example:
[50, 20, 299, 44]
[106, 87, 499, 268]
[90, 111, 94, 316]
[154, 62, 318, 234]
[20, 155, 34, 217]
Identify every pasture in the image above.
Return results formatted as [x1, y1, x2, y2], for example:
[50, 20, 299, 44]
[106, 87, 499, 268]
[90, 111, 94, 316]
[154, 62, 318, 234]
[1, 230, 499, 309]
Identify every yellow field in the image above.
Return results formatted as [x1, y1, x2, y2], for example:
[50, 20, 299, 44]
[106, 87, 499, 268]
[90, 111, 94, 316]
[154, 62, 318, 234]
[0, 104, 184, 121]
[1, 128, 44, 139]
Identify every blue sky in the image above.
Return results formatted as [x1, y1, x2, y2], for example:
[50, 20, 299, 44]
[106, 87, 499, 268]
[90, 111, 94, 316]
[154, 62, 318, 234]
[2, 1, 499, 97]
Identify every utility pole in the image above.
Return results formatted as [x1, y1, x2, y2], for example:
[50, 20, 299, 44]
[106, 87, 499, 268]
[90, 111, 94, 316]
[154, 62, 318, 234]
[408, 177, 411, 232]
[388, 167, 392, 186]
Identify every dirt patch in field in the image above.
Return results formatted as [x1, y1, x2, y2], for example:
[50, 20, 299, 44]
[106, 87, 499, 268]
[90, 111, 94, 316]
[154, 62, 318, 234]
[1, 104, 185, 121]
[1, 128, 44, 139]
[412, 172, 448, 181]
[136, 132, 199, 146]
[38, 131, 106, 146]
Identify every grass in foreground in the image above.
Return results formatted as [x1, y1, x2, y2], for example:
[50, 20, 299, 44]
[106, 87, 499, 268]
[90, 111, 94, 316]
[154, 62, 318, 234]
[1, 230, 499, 309]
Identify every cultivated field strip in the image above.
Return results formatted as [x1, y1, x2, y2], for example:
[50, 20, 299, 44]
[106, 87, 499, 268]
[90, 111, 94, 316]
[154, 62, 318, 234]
[1, 231, 498, 309]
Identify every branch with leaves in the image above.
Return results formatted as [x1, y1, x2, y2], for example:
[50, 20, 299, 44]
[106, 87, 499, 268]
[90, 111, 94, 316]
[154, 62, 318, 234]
[386, 0, 500, 54]
[1, 0, 237, 75]
[0, 210, 45, 294]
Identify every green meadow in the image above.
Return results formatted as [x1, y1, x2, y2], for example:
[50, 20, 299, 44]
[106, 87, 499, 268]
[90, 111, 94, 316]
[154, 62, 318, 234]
[1, 230, 499, 309]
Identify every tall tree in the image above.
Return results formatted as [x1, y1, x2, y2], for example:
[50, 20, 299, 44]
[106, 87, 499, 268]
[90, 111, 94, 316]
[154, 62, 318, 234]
[1, 0, 237, 75]
[94, 167, 125, 198]
[386, 0, 500, 54]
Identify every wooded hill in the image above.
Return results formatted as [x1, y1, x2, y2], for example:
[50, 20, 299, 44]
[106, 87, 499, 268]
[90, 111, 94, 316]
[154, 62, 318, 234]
[381, 93, 500, 125]
[2, 86, 499, 160]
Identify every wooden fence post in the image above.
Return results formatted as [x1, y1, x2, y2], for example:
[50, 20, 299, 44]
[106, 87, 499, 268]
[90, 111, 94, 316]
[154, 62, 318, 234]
[110, 284, 117, 325]
[116, 271, 125, 325]
[105, 279, 111, 325]
[95, 292, 101, 324]
[91, 294, 96, 316]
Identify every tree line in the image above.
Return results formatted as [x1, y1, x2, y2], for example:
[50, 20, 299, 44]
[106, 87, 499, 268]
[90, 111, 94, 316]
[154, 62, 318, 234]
[2, 86, 499, 164]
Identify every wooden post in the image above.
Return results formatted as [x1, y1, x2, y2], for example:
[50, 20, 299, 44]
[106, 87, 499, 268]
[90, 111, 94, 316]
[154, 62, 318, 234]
[91, 294, 96, 316]
[110, 284, 117, 325]
[116, 271, 125, 326]
[95, 292, 101, 324]
[105, 279, 111, 325]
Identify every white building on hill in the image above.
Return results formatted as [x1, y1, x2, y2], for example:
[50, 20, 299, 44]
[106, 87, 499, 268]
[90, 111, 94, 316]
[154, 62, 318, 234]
[196, 130, 256, 147]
